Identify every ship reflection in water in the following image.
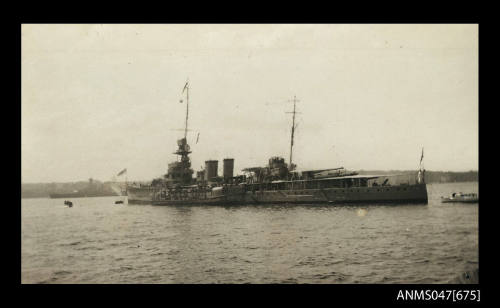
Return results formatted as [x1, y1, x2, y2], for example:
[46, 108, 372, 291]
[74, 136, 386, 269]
[126, 82, 428, 205]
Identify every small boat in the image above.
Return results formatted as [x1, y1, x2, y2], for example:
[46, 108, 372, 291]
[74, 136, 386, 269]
[441, 192, 478, 203]
[64, 200, 73, 207]
[114, 200, 124, 204]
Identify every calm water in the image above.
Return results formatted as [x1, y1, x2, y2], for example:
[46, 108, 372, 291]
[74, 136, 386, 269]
[21, 182, 478, 284]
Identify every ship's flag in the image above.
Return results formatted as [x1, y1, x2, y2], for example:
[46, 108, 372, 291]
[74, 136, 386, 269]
[117, 168, 127, 177]
[182, 80, 189, 94]
[196, 132, 200, 144]
[420, 148, 424, 164]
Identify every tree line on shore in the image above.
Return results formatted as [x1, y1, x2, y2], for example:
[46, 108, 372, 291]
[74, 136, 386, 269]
[21, 179, 119, 199]
[357, 170, 478, 183]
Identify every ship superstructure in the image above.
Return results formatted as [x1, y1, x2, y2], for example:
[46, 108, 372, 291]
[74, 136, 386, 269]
[165, 138, 194, 185]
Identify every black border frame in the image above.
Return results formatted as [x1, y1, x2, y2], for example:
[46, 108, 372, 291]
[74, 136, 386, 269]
[13, 10, 488, 306]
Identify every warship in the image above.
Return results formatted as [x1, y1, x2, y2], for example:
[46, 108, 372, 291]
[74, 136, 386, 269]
[127, 82, 428, 205]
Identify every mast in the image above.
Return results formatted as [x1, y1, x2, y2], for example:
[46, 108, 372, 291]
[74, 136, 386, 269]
[183, 80, 189, 140]
[170, 79, 193, 184]
[418, 147, 425, 184]
[287, 95, 299, 171]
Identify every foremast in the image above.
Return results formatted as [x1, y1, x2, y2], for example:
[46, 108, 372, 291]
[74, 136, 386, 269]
[164, 80, 194, 185]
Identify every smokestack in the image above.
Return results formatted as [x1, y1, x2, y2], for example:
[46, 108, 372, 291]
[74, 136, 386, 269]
[205, 160, 218, 181]
[223, 158, 234, 180]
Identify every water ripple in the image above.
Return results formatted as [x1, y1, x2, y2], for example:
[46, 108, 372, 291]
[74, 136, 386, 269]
[21, 182, 478, 284]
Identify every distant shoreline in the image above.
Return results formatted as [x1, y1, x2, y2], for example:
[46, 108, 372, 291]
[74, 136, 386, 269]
[357, 170, 478, 184]
[21, 171, 478, 199]
[21, 170, 479, 186]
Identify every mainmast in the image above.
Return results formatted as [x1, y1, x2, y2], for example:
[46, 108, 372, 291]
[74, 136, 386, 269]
[183, 79, 189, 139]
[287, 95, 300, 171]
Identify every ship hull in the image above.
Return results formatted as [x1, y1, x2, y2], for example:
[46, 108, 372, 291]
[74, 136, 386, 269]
[49, 192, 86, 199]
[49, 192, 118, 199]
[441, 198, 478, 203]
[149, 183, 428, 206]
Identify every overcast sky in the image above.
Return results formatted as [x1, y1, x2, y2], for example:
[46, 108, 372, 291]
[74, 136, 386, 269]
[22, 24, 478, 183]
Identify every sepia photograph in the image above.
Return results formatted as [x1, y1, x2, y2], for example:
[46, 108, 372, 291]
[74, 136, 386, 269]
[21, 24, 478, 287]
